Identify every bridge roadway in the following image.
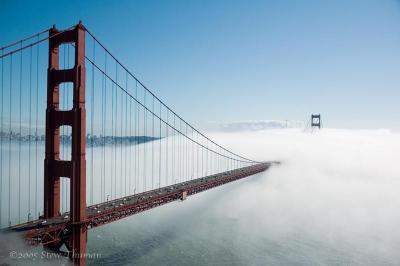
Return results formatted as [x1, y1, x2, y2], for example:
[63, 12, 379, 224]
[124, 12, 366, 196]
[8, 162, 276, 246]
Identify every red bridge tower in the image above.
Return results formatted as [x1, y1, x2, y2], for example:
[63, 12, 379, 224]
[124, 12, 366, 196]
[44, 22, 87, 265]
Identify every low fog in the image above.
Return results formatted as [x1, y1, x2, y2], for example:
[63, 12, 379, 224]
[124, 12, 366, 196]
[1, 128, 399, 265]
[208, 128, 400, 263]
[88, 128, 400, 266]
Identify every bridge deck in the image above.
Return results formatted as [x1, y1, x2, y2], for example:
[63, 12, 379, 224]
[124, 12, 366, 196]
[7, 162, 276, 246]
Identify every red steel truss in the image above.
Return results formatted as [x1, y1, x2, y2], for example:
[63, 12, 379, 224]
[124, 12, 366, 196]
[19, 163, 272, 250]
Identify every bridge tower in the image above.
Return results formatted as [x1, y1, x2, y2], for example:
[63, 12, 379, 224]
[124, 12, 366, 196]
[311, 114, 322, 129]
[44, 22, 87, 264]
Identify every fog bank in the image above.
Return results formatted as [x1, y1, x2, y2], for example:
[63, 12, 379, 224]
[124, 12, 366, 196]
[89, 128, 400, 265]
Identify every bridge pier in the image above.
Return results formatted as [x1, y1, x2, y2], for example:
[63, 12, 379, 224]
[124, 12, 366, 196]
[44, 22, 87, 265]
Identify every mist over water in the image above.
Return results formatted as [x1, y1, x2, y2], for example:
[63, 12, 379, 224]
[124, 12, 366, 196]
[0, 134, 237, 228]
[1, 128, 399, 265]
[86, 128, 400, 266]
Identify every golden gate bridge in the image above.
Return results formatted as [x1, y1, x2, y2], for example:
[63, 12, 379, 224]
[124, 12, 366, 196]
[0, 22, 276, 265]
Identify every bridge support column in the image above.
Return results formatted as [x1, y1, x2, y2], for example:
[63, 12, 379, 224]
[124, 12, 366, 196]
[44, 22, 87, 265]
[311, 114, 322, 129]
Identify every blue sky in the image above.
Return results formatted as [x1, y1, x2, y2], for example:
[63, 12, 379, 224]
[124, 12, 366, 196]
[1, 0, 400, 129]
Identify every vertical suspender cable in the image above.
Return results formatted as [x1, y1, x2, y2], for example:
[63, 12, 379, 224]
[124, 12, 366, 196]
[152, 96, 154, 190]
[0, 50, 5, 228]
[35, 37, 39, 219]
[210, 144, 212, 175]
[90, 38, 95, 205]
[159, 101, 161, 188]
[135, 80, 139, 193]
[125, 72, 128, 196]
[191, 128, 194, 179]
[114, 62, 118, 198]
[144, 90, 146, 191]
[102, 52, 107, 202]
[101, 51, 105, 202]
[181, 120, 183, 181]
[185, 124, 187, 180]
[8, 54, 12, 226]
[0, 49, 3, 227]
[196, 133, 199, 179]
[172, 115, 174, 183]
[202, 137, 204, 177]
[119, 70, 122, 197]
[178, 120, 181, 182]
[206, 138, 208, 175]
[166, 110, 169, 185]
[18, 41, 22, 224]
[129, 75, 132, 195]
[111, 61, 114, 200]
[135, 80, 138, 194]
[187, 125, 189, 179]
